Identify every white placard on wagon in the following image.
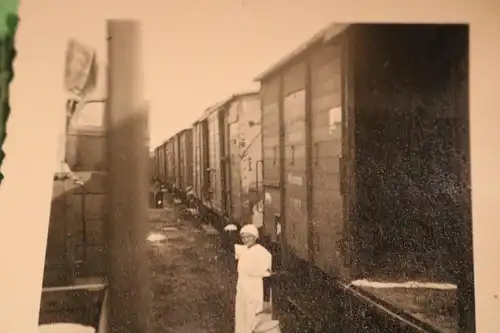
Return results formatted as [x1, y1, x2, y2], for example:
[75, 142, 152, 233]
[328, 107, 342, 133]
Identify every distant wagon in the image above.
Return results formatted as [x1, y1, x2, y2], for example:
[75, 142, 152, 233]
[157, 140, 168, 184]
[190, 92, 262, 226]
[178, 128, 194, 194]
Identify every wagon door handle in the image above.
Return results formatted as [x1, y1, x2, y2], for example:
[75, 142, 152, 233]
[314, 143, 319, 165]
[290, 146, 295, 165]
[339, 156, 344, 196]
[255, 160, 263, 196]
[315, 233, 320, 252]
[273, 147, 277, 166]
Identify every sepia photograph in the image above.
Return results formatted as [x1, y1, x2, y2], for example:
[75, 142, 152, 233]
[0, 1, 499, 333]
[43, 21, 474, 333]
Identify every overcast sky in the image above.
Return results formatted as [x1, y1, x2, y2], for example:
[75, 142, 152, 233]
[15, 0, 341, 150]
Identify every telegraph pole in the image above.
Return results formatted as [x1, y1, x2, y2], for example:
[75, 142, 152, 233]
[106, 19, 149, 333]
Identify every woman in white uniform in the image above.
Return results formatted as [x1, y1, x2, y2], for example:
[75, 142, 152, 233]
[234, 224, 272, 333]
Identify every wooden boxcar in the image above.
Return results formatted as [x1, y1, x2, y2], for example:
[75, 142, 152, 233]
[157, 141, 166, 183]
[178, 128, 194, 191]
[226, 92, 262, 226]
[192, 114, 210, 204]
[149, 152, 155, 180]
[257, 24, 350, 279]
[255, 23, 472, 332]
[165, 138, 175, 187]
[200, 99, 228, 215]
[152, 147, 159, 180]
[43, 128, 109, 330]
[171, 132, 181, 190]
[66, 127, 107, 172]
[161, 141, 168, 183]
[194, 92, 261, 220]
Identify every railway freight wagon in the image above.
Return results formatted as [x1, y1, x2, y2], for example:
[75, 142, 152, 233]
[255, 23, 472, 332]
[200, 99, 228, 216]
[178, 128, 194, 192]
[165, 138, 175, 188]
[171, 132, 182, 191]
[192, 115, 210, 204]
[226, 92, 262, 226]
[43, 102, 109, 330]
[40, 22, 152, 333]
[157, 141, 167, 183]
[193, 92, 262, 226]
[161, 141, 168, 183]
[149, 152, 156, 181]
[152, 147, 159, 180]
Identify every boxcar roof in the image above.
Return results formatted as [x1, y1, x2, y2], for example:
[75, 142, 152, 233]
[253, 23, 350, 82]
[168, 128, 190, 142]
[156, 138, 169, 148]
[193, 90, 259, 123]
[179, 128, 192, 134]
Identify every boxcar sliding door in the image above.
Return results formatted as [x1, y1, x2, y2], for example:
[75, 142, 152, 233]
[228, 102, 243, 222]
[158, 144, 165, 183]
[165, 143, 168, 184]
[261, 77, 282, 243]
[193, 124, 202, 198]
[282, 62, 309, 263]
[179, 133, 186, 189]
[201, 120, 211, 205]
[184, 130, 194, 190]
[309, 43, 347, 279]
[219, 109, 231, 216]
[208, 112, 221, 212]
[173, 136, 181, 189]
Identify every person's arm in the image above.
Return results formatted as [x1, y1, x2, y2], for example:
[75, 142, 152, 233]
[235, 244, 246, 260]
[248, 268, 272, 278]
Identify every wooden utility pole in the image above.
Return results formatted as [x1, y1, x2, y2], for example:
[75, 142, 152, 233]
[106, 19, 149, 333]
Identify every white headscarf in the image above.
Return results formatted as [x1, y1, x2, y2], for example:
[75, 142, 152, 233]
[240, 224, 259, 238]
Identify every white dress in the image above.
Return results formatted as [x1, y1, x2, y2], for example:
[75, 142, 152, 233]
[234, 243, 272, 333]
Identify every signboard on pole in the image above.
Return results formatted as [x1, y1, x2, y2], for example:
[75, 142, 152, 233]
[61, 39, 98, 172]
[64, 39, 96, 97]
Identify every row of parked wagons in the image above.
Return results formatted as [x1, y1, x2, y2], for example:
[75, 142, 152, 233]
[152, 23, 471, 332]
[152, 90, 263, 228]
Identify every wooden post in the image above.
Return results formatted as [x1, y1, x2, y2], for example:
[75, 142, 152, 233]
[106, 19, 149, 333]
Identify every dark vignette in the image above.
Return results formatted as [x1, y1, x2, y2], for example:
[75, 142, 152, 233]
[0, 13, 19, 186]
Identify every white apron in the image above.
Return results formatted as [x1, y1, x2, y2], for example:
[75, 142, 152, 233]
[234, 243, 272, 333]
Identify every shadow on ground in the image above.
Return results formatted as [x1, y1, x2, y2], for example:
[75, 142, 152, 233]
[146, 205, 236, 333]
